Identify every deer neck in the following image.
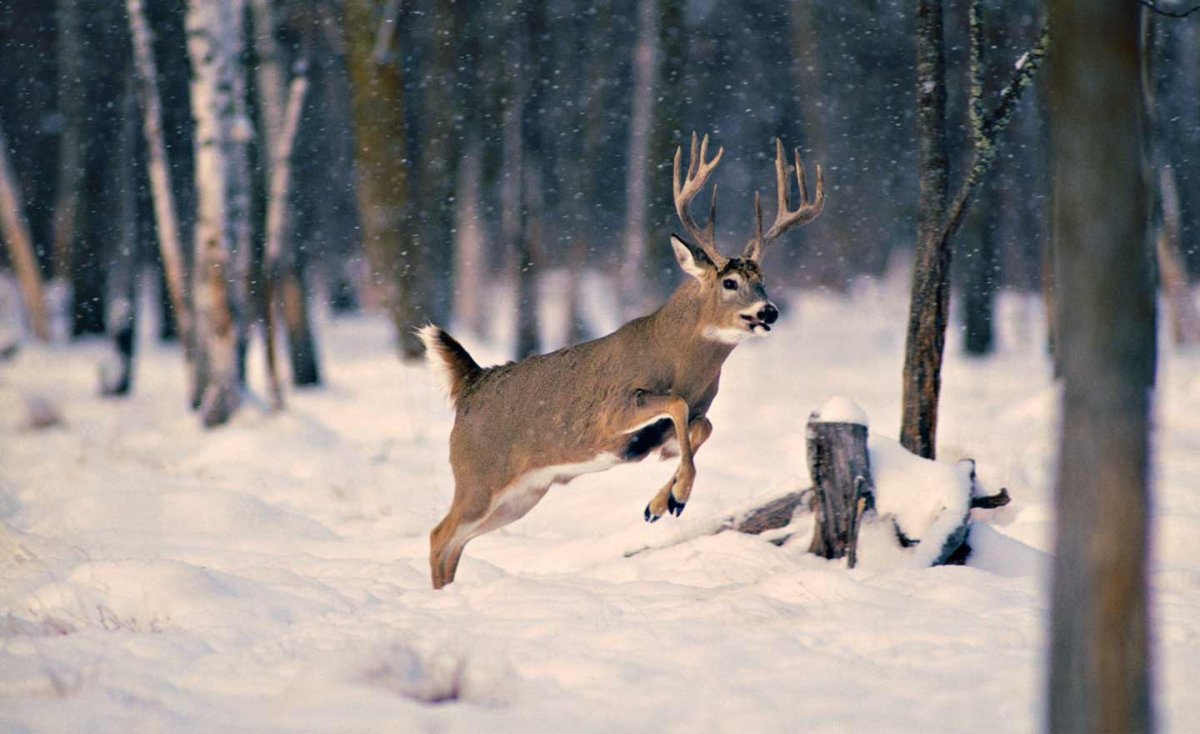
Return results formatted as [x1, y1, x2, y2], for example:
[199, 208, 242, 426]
[646, 281, 738, 366]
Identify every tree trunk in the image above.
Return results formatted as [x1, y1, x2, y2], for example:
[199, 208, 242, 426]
[1155, 166, 1200, 345]
[563, 0, 617, 345]
[619, 0, 658, 317]
[962, 191, 997, 356]
[72, 1, 126, 339]
[899, 0, 950, 459]
[50, 0, 83, 283]
[186, 0, 247, 426]
[0, 123, 51, 341]
[644, 0, 684, 295]
[807, 418, 875, 568]
[126, 0, 193, 357]
[452, 138, 486, 337]
[252, 0, 321, 387]
[901, 1, 1046, 457]
[1142, 15, 1200, 347]
[100, 83, 140, 396]
[501, 0, 541, 360]
[343, 0, 425, 359]
[1047, 2, 1154, 731]
[262, 72, 311, 407]
[419, 0, 463, 325]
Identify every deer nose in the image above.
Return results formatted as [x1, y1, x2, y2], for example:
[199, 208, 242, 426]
[758, 303, 779, 325]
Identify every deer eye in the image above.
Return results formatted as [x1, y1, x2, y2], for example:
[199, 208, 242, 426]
[722, 278, 738, 291]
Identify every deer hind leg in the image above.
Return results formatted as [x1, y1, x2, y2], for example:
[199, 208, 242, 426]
[430, 508, 475, 590]
[430, 478, 553, 589]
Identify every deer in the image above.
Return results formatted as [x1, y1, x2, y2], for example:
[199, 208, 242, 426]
[420, 134, 824, 589]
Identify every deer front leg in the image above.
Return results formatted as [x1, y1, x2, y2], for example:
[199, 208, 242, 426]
[646, 416, 712, 522]
[619, 391, 695, 523]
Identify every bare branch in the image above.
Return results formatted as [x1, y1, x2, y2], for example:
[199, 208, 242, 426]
[941, 20, 1048, 248]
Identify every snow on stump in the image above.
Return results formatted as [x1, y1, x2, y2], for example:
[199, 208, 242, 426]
[807, 398, 875, 567]
[732, 396, 1010, 569]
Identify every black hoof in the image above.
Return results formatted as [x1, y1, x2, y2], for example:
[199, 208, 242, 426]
[667, 493, 686, 517]
[644, 504, 660, 523]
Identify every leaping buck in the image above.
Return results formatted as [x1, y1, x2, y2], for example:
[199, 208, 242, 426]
[421, 134, 824, 589]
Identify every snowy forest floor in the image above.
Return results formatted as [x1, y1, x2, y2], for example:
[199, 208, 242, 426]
[2, 276, 1199, 732]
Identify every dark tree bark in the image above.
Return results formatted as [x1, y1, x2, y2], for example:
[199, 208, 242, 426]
[618, 0, 658, 318]
[50, 0, 83, 283]
[417, 0, 463, 326]
[807, 418, 875, 568]
[1143, 14, 1200, 346]
[343, 0, 426, 359]
[70, 0, 129, 339]
[100, 82, 141, 396]
[1047, 2, 1155, 731]
[561, 0, 618, 345]
[961, 190, 997, 356]
[900, 0, 950, 459]
[643, 0, 684, 295]
[500, 0, 544, 360]
[901, 0, 1046, 458]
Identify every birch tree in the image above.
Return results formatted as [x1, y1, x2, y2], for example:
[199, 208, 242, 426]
[251, 0, 322, 388]
[186, 0, 248, 426]
[126, 0, 192, 357]
[262, 71, 311, 409]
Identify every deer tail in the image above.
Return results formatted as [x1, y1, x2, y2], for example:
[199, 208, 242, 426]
[416, 325, 482, 406]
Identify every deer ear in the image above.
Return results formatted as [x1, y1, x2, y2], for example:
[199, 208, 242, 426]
[671, 234, 714, 281]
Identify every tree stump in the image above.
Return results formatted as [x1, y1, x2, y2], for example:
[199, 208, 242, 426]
[806, 409, 875, 568]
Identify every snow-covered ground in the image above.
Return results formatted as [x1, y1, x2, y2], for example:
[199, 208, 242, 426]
[2, 277, 1199, 732]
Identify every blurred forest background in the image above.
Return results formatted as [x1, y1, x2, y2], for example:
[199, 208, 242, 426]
[0, 0, 1196, 428]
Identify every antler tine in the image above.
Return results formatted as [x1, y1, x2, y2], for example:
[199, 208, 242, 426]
[687, 131, 700, 181]
[673, 132, 726, 265]
[745, 138, 827, 262]
[754, 190, 764, 244]
[775, 138, 789, 224]
[794, 148, 809, 204]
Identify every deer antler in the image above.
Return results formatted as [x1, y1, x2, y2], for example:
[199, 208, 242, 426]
[744, 138, 825, 262]
[673, 132, 727, 268]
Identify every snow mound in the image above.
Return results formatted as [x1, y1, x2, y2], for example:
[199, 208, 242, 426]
[811, 396, 869, 426]
[16, 559, 339, 638]
[858, 436, 973, 570]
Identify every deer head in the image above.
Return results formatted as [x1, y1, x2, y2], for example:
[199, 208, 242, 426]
[670, 133, 825, 344]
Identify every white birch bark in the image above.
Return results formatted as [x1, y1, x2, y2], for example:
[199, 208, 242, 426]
[126, 0, 192, 356]
[186, 0, 246, 426]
